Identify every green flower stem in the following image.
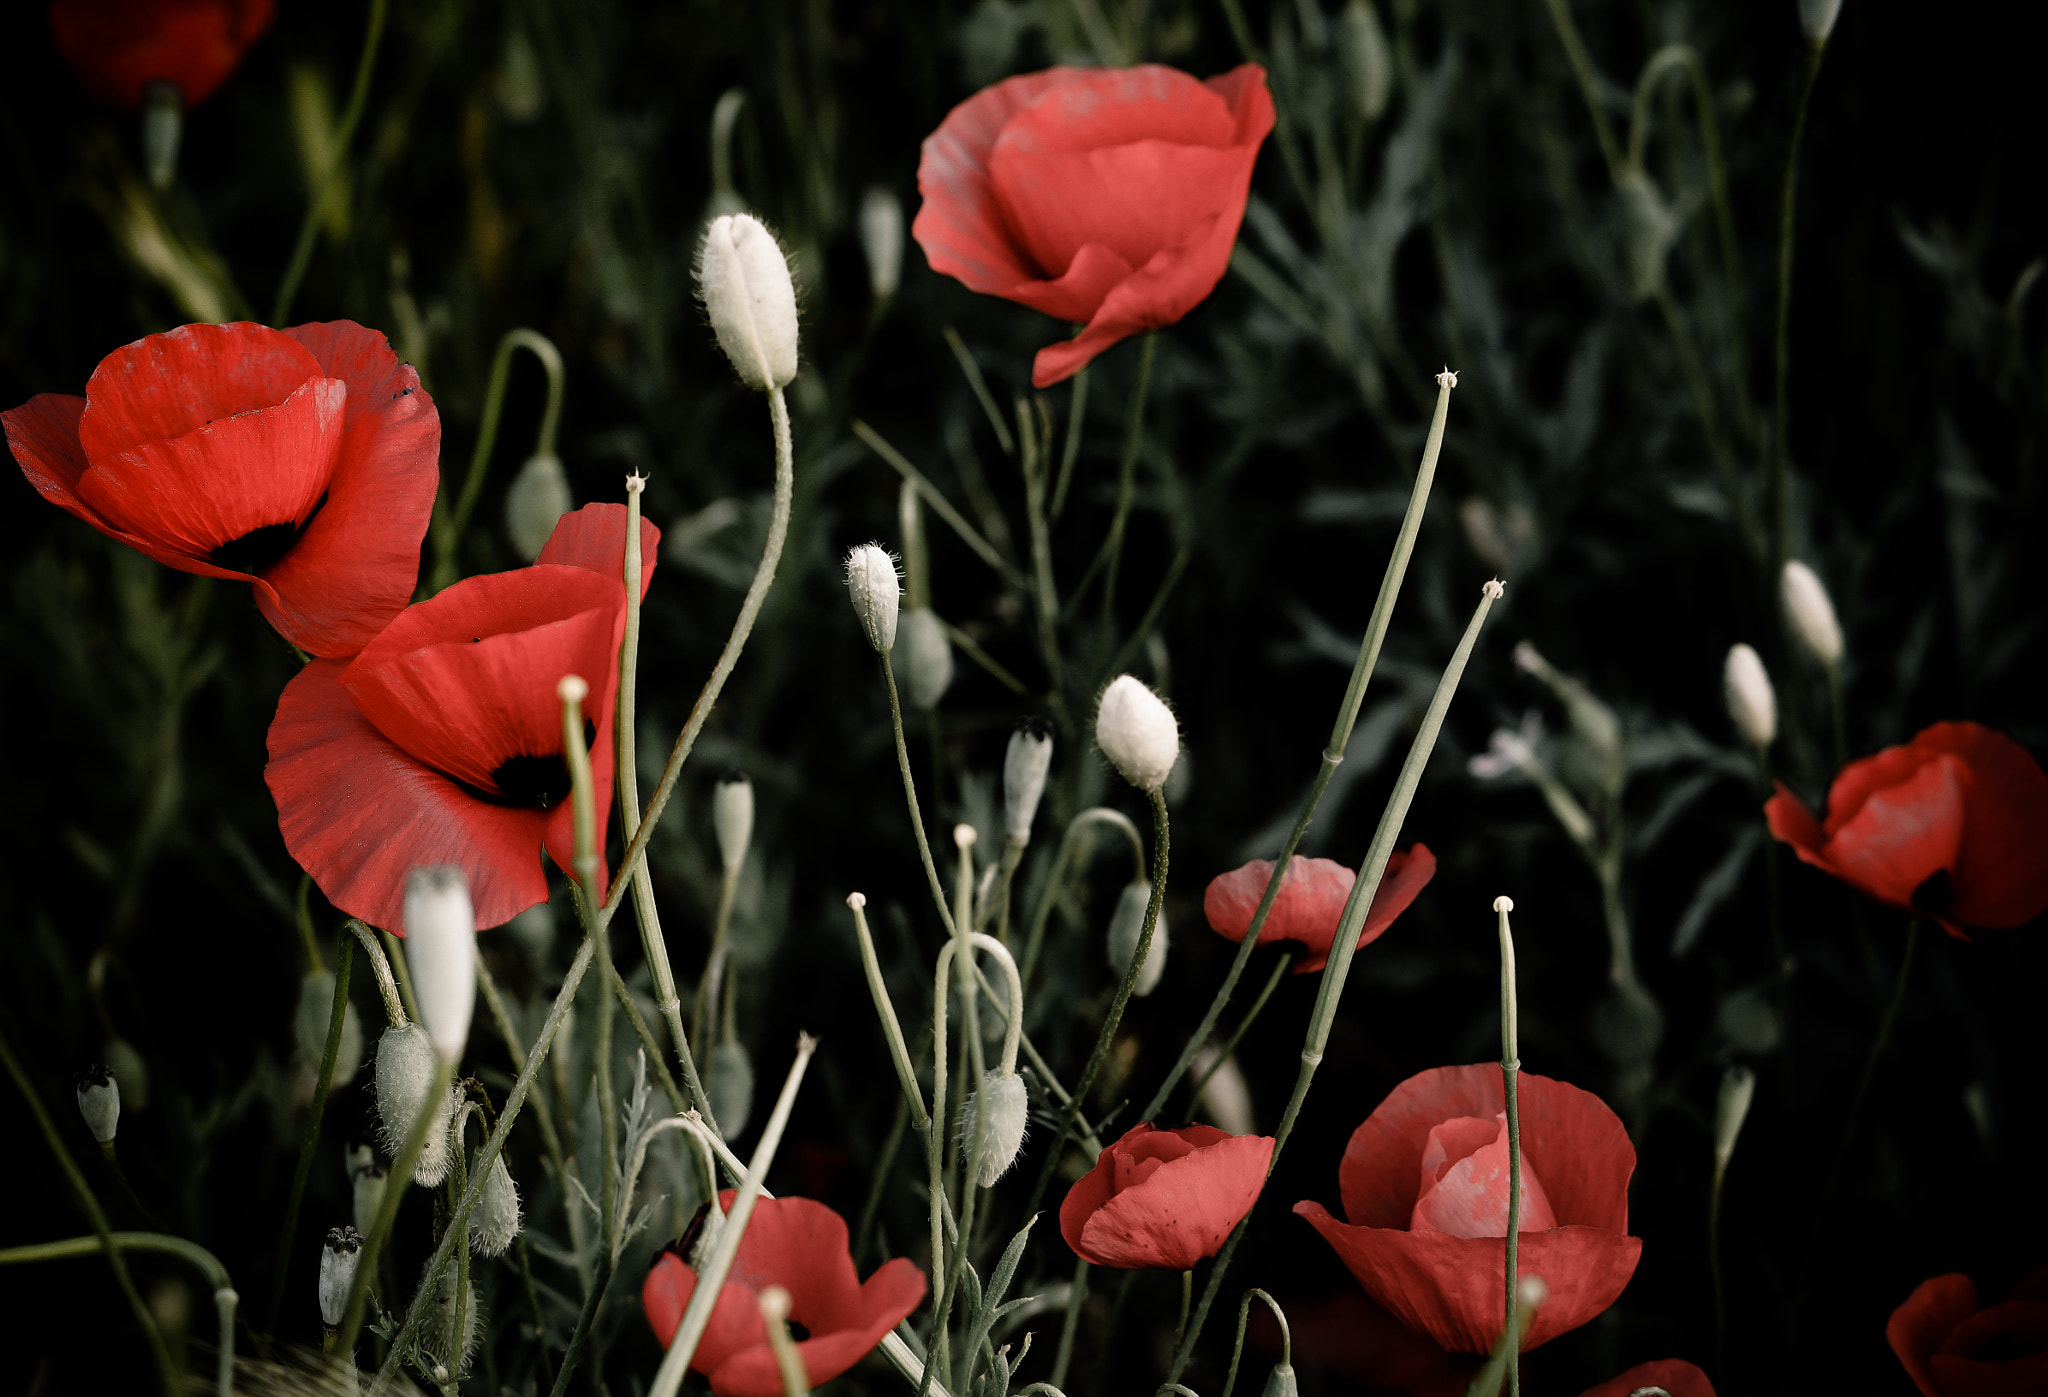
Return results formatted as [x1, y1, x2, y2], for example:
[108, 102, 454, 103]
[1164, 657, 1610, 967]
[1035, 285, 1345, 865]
[1050, 368, 1089, 520]
[1773, 39, 1829, 576]
[447, 1116, 474, 1379]
[1827, 663, 1849, 770]
[609, 959, 691, 1117]
[1016, 396, 1066, 711]
[264, 928, 354, 1340]
[944, 327, 1016, 458]
[1495, 898, 1523, 1397]
[1173, 1270, 1194, 1351]
[1066, 332, 1156, 626]
[853, 1093, 913, 1265]
[96, 1141, 163, 1232]
[853, 420, 1028, 590]
[562, 680, 621, 1254]
[1019, 807, 1146, 993]
[334, 1049, 453, 1357]
[982, 840, 1026, 941]
[1139, 371, 1457, 1126]
[429, 328, 566, 593]
[1168, 580, 1502, 1384]
[1182, 953, 1292, 1113]
[849, 895, 933, 1133]
[0, 1026, 178, 1397]
[692, 864, 741, 1051]
[547, 1253, 617, 1397]
[349, 919, 408, 1027]
[1049, 1257, 1090, 1389]
[474, 952, 568, 1184]
[1465, 1283, 1544, 1397]
[270, 0, 387, 326]
[1221, 1290, 1289, 1397]
[882, 650, 960, 937]
[383, 927, 424, 1026]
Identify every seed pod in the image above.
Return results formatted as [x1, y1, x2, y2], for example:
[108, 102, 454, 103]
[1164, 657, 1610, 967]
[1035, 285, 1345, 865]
[375, 1023, 457, 1186]
[860, 187, 905, 302]
[403, 867, 476, 1062]
[504, 451, 573, 561]
[75, 1064, 119, 1144]
[319, 1226, 362, 1328]
[709, 1041, 754, 1139]
[1781, 560, 1844, 668]
[897, 608, 954, 710]
[471, 1154, 522, 1257]
[294, 970, 363, 1088]
[844, 543, 901, 653]
[1336, 0, 1391, 121]
[1002, 717, 1055, 844]
[697, 213, 799, 392]
[1106, 880, 1168, 996]
[957, 1069, 1028, 1187]
[1722, 644, 1777, 749]
[712, 771, 754, 877]
[1095, 675, 1179, 792]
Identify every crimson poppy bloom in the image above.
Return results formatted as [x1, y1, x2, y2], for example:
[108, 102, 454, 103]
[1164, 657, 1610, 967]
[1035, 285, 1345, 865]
[1059, 1122, 1274, 1270]
[642, 1193, 927, 1397]
[1204, 847, 1436, 974]
[1888, 1266, 2048, 1397]
[1765, 721, 2048, 939]
[5, 321, 438, 659]
[1577, 1360, 1715, 1397]
[914, 64, 1275, 388]
[266, 505, 658, 930]
[50, 0, 275, 109]
[1295, 1064, 1641, 1355]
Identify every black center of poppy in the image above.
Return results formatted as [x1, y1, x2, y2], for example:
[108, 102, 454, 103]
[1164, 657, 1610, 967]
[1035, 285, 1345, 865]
[1911, 867, 1953, 915]
[785, 1320, 811, 1342]
[209, 494, 328, 575]
[485, 720, 596, 809]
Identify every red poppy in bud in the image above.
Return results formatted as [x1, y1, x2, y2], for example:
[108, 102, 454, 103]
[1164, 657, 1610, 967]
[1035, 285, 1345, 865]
[5, 321, 437, 659]
[266, 505, 658, 930]
[1059, 1122, 1274, 1270]
[49, 0, 275, 109]
[642, 1193, 927, 1397]
[914, 64, 1274, 388]
[1888, 1266, 2048, 1397]
[1765, 721, 2048, 940]
[1578, 1360, 1716, 1397]
[1295, 1064, 1641, 1355]
[1204, 848, 1436, 974]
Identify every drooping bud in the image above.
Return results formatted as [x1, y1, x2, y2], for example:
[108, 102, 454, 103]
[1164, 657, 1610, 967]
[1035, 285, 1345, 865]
[860, 187, 905, 302]
[1336, 0, 1392, 122]
[1797, 0, 1842, 42]
[1722, 644, 1777, 749]
[844, 544, 901, 653]
[1261, 1361, 1300, 1397]
[1095, 675, 1179, 792]
[712, 771, 755, 877]
[75, 1064, 119, 1145]
[957, 1069, 1029, 1187]
[709, 1041, 754, 1139]
[1002, 717, 1055, 844]
[403, 867, 476, 1062]
[472, 1154, 522, 1257]
[1618, 169, 1681, 302]
[295, 970, 364, 1088]
[319, 1226, 362, 1328]
[1780, 560, 1844, 669]
[375, 1023, 457, 1186]
[1106, 881, 1168, 996]
[1714, 1064, 1756, 1173]
[504, 452, 573, 561]
[897, 608, 955, 710]
[697, 213, 799, 392]
[352, 1159, 388, 1237]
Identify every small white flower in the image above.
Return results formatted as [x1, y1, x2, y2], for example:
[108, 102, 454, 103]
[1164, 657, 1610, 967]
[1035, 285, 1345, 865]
[1468, 711, 1545, 780]
[1002, 718, 1055, 844]
[844, 543, 901, 653]
[1723, 644, 1777, 749]
[1781, 560, 1844, 669]
[697, 213, 799, 391]
[1095, 675, 1178, 792]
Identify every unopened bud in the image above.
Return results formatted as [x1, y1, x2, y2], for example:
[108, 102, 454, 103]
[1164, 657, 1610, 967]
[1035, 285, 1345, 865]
[897, 608, 955, 710]
[709, 1041, 754, 1138]
[375, 1023, 457, 1186]
[1261, 1363, 1300, 1397]
[958, 1069, 1028, 1187]
[1781, 560, 1843, 669]
[712, 771, 754, 877]
[844, 543, 901, 652]
[1722, 644, 1777, 749]
[1095, 675, 1179, 792]
[860, 187, 905, 302]
[352, 1159, 388, 1237]
[1714, 1064, 1756, 1173]
[404, 867, 477, 1062]
[697, 213, 799, 391]
[1336, 0, 1391, 122]
[505, 452, 573, 561]
[1797, 0, 1841, 41]
[1618, 169, 1681, 302]
[1003, 717, 1055, 844]
[76, 1064, 119, 1144]
[295, 971, 363, 1088]
[472, 1154, 522, 1257]
[319, 1227, 362, 1327]
[1106, 881, 1168, 996]
[1191, 1048, 1255, 1136]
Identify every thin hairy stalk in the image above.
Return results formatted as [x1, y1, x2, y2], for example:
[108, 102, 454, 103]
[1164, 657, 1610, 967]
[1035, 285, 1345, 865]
[1183, 953, 1292, 1112]
[1538, 0, 1623, 180]
[1773, 40, 1828, 575]
[430, 329, 566, 592]
[1709, 1155, 1730, 1379]
[1220, 1290, 1289, 1397]
[854, 1094, 912, 1265]
[1051, 368, 1089, 519]
[474, 954, 568, 1184]
[610, 963, 693, 1119]
[849, 895, 933, 1132]
[966, 960, 1101, 1156]
[547, 1253, 616, 1397]
[854, 420, 1028, 589]
[271, 0, 387, 325]
[1067, 333, 1157, 624]
[941, 618, 1030, 695]
[945, 327, 1017, 458]
[982, 841, 1026, 940]
[1017, 395, 1066, 701]
[693, 866, 741, 1049]
[348, 919, 408, 1026]
[882, 651, 960, 936]
[1019, 807, 1146, 992]
[383, 928, 424, 1025]
[1495, 899, 1523, 1397]
[264, 929, 354, 1338]
[1049, 1257, 1090, 1389]
[515, 1233, 556, 1392]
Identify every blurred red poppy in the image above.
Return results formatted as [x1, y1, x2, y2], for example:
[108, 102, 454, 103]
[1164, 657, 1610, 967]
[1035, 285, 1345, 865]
[1765, 721, 2048, 939]
[265, 505, 658, 930]
[914, 64, 1274, 388]
[642, 1193, 927, 1397]
[49, 0, 274, 109]
[5, 321, 437, 659]
[1888, 1266, 2048, 1397]
[1577, 1359, 1715, 1397]
[1060, 1122, 1273, 1270]
[1295, 1064, 1641, 1355]
[1204, 847, 1436, 974]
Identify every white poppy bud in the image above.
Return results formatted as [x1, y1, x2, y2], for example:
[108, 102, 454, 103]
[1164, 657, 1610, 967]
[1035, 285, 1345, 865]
[352, 1159, 388, 1237]
[295, 971, 363, 1088]
[1781, 560, 1844, 669]
[1797, 0, 1842, 41]
[697, 213, 799, 391]
[1191, 1047, 1255, 1137]
[504, 452, 573, 562]
[859, 187, 905, 302]
[897, 608, 954, 710]
[1002, 717, 1055, 844]
[403, 867, 476, 1063]
[1723, 644, 1777, 749]
[375, 1024, 458, 1186]
[1095, 675, 1179, 792]
[713, 771, 754, 877]
[957, 1070, 1028, 1188]
[1106, 881, 1167, 996]
[844, 543, 901, 653]
[1262, 1363, 1300, 1397]
[319, 1226, 362, 1328]
[471, 1154, 522, 1257]
[1336, 0, 1391, 121]
[687, 1195, 727, 1270]
[75, 1064, 119, 1145]
[1715, 1064, 1756, 1173]
[709, 1041, 754, 1138]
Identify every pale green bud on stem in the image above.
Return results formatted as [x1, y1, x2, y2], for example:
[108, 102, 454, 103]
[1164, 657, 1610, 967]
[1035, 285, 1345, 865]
[1107, 880, 1168, 997]
[712, 771, 754, 878]
[897, 608, 954, 710]
[1780, 560, 1843, 669]
[1723, 644, 1777, 750]
[75, 1064, 119, 1145]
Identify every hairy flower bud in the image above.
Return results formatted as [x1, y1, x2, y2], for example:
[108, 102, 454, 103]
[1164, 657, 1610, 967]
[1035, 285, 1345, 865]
[1106, 880, 1168, 996]
[1337, 0, 1391, 122]
[295, 970, 363, 1088]
[1723, 644, 1777, 749]
[375, 1023, 457, 1186]
[1797, 0, 1842, 41]
[844, 543, 902, 652]
[1781, 560, 1843, 669]
[897, 607, 954, 710]
[1715, 1064, 1756, 1173]
[958, 1069, 1028, 1187]
[860, 187, 905, 302]
[709, 1041, 754, 1139]
[1095, 675, 1179, 792]
[1003, 717, 1055, 844]
[319, 1226, 362, 1328]
[697, 213, 799, 391]
[75, 1064, 119, 1145]
[713, 771, 754, 877]
[404, 867, 476, 1062]
[472, 1154, 522, 1257]
[504, 451, 573, 561]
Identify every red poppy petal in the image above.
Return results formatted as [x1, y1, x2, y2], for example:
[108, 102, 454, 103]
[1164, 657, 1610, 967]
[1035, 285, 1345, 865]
[1911, 723, 2048, 928]
[266, 659, 550, 930]
[1256, 1288, 1474, 1395]
[1513, 1071, 1636, 1234]
[1032, 208, 1237, 388]
[1205, 856, 1356, 961]
[1939, 1298, 2048, 1360]
[1826, 754, 1968, 912]
[720, 1195, 866, 1325]
[537, 502, 663, 602]
[1078, 1132, 1272, 1269]
[1359, 846, 1438, 943]
[991, 140, 1247, 282]
[77, 322, 323, 459]
[50, 0, 275, 108]
[1889, 1273, 1979, 1397]
[1929, 1350, 2048, 1397]
[1576, 1359, 1716, 1397]
[915, 69, 1084, 296]
[6, 393, 96, 520]
[707, 1259, 928, 1397]
[1823, 742, 1939, 837]
[999, 242, 1137, 326]
[1059, 1139, 1124, 1260]
[643, 1252, 692, 1347]
[1764, 783, 1829, 865]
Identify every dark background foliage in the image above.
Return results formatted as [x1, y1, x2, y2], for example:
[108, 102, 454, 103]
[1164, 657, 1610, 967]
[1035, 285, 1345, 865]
[1, 0, 2043, 1393]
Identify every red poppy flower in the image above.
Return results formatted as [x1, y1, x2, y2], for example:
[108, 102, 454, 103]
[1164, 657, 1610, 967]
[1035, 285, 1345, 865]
[1295, 1064, 1641, 1355]
[49, 0, 275, 109]
[5, 321, 437, 659]
[1059, 1122, 1274, 1270]
[1204, 847, 1436, 974]
[641, 1193, 927, 1397]
[1888, 1267, 2048, 1397]
[1577, 1360, 1715, 1397]
[266, 505, 658, 930]
[1765, 721, 2048, 940]
[914, 64, 1275, 388]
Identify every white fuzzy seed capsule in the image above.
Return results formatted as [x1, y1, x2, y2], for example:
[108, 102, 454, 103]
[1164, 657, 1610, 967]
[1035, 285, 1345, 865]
[1106, 881, 1168, 996]
[75, 1064, 119, 1145]
[860, 187, 905, 302]
[1723, 644, 1777, 749]
[897, 608, 954, 710]
[844, 544, 901, 653]
[1797, 0, 1842, 41]
[1002, 717, 1055, 844]
[709, 1041, 754, 1138]
[712, 771, 755, 877]
[504, 452, 573, 561]
[1095, 675, 1179, 792]
[957, 1069, 1028, 1187]
[471, 1155, 522, 1257]
[698, 213, 799, 391]
[1781, 560, 1844, 669]
[352, 1160, 388, 1237]
[319, 1226, 362, 1328]
[375, 1023, 457, 1186]
[1715, 1064, 1757, 1172]
[404, 867, 477, 1062]
[295, 970, 363, 1088]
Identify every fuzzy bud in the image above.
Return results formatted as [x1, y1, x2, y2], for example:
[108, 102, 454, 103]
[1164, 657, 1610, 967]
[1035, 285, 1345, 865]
[375, 1023, 458, 1186]
[844, 543, 901, 653]
[472, 1154, 522, 1257]
[352, 1159, 388, 1237]
[697, 213, 799, 391]
[709, 1041, 754, 1139]
[958, 1069, 1029, 1187]
[1002, 717, 1055, 844]
[1336, 0, 1391, 122]
[1797, 0, 1842, 41]
[1095, 675, 1179, 792]
[417, 1262, 481, 1374]
[897, 608, 954, 710]
[504, 452, 573, 561]
[1722, 644, 1777, 749]
[1780, 560, 1843, 669]
[860, 187, 905, 302]
[404, 867, 476, 1062]
[712, 771, 754, 877]
[1714, 1064, 1756, 1173]
[319, 1226, 362, 1327]
[1106, 880, 1168, 996]
[75, 1064, 119, 1145]
[295, 970, 363, 1088]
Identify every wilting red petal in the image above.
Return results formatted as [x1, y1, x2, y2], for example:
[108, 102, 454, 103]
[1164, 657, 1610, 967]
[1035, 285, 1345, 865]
[1060, 1123, 1273, 1270]
[537, 502, 662, 602]
[1914, 723, 2048, 929]
[49, 0, 276, 109]
[1890, 1274, 1983, 1397]
[1205, 847, 1435, 975]
[1577, 1360, 1716, 1397]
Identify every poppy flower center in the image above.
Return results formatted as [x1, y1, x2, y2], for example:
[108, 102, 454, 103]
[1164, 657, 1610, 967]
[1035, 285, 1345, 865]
[1409, 1114, 1558, 1239]
[210, 491, 329, 574]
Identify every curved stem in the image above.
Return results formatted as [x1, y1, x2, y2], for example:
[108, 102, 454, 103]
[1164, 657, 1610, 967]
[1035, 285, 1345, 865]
[349, 919, 407, 1027]
[1221, 1289, 1289, 1397]
[1772, 41, 1828, 576]
[1019, 807, 1146, 992]
[883, 650, 959, 937]
[271, 0, 388, 326]
[1497, 899, 1523, 1396]
[431, 328, 567, 592]
[265, 929, 354, 1339]
[1051, 368, 1089, 520]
